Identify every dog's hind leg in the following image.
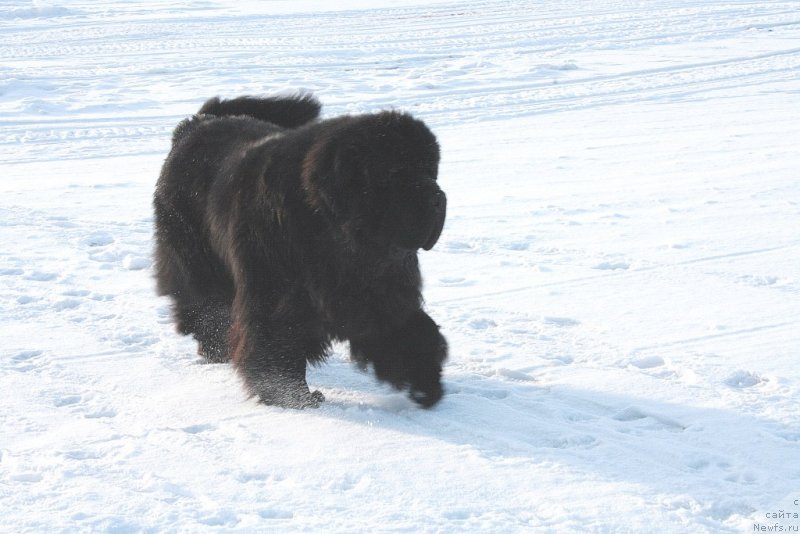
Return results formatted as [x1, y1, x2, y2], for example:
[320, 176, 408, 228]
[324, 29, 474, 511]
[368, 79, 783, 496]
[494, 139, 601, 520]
[160, 268, 234, 363]
[173, 298, 232, 363]
[153, 202, 234, 362]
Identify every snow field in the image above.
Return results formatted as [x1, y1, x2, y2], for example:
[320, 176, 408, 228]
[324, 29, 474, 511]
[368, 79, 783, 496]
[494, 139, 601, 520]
[2, 1, 800, 532]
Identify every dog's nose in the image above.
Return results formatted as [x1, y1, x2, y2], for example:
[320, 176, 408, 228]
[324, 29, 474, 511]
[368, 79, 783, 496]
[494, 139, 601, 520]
[431, 190, 445, 211]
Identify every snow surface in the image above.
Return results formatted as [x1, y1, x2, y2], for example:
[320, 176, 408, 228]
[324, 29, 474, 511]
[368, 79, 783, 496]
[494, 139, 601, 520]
[2, 0, 799, 532]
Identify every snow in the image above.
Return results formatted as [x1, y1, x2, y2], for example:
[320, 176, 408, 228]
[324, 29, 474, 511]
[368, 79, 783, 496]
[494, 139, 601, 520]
[2, 0, 799, 532]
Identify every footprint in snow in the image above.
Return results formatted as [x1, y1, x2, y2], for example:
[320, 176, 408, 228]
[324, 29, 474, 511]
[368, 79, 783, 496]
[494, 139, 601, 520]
[62, 289, 90, 297]
[122, 254, 150, 271]
[24, 271, 58, 282]
[182, 423, 216, 434]
[630, 355, 665, 369]
[592, 261, 630, 271]
[468, 318, 496, 330]
[724, 370, 764, 388]
[10, 472, 43, 483]
[52, 390, 117, 419]
[438, 276, 475, 287]
[53, 395, 83, 407]
[686, 457, 715, 471]
[199, 510, 238, 527]
[543, 316, 580, 327]
[503, 241, 529, 251]
[50, 219, 78, 229]
[115, 329, 158, 349]
[62, 449, 103, 461]
[544, 434, 598, 450]
[544, 354, 574, 365]
[736, 274, 779, 287]
[235, 472, 273, 483]
[83, 407, 118, 419]
[495, 368, 536, 382]
[612, 406, 685, 432]
[449, 385, 510, 400]
[80, 231, 115, 247]
[9, 350, 45, 371]
[12, 349, 42, 362]
[54, 298, 81, 311]
[444, 240, 473, 252]
[259, 509, 294, 520]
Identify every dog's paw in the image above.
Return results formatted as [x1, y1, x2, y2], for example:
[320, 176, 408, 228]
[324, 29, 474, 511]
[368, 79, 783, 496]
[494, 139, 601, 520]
[196, 340, 230, 363]
[308, 389, 325, 407]
[258, 388, 324, 410]
[286, 389, 324, 409]
[409, 382, 443, 408]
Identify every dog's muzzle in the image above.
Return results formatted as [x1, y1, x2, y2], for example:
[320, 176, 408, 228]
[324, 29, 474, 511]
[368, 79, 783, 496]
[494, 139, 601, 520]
[422, 190, 446, 251]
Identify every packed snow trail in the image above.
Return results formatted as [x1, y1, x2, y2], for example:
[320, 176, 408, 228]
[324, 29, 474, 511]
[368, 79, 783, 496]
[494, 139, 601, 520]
[2, 1, 799, 532]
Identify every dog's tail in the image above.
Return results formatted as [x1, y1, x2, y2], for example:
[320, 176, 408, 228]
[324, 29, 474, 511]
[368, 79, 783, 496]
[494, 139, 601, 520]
[197, 94, 321, 129]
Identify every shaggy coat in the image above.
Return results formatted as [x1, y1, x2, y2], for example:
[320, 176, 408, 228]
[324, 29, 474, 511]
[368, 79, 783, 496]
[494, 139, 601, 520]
[153, 94, 448, 408]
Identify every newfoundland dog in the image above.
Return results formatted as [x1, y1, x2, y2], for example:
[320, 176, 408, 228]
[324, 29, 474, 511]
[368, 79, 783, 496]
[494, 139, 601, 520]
[153, 94, 448, 409]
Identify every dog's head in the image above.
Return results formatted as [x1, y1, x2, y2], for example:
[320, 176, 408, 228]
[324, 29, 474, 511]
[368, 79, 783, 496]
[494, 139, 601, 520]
[302, 111, 446, 253]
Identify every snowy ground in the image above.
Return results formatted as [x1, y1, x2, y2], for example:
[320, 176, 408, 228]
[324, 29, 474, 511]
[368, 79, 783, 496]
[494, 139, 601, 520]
[2, 1, 799, 532]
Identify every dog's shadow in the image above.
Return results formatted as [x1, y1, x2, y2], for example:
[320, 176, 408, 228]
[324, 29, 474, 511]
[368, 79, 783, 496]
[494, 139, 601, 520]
[306, 353, 793, 512]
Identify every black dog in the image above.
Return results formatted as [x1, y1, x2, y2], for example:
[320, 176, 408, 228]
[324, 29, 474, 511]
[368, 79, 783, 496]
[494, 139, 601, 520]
[153, 94, 448, 408]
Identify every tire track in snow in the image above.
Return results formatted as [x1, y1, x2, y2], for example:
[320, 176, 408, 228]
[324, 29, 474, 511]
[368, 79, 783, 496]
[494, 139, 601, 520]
[435, 241, 800, 305]
[3, 0, 799, 162]
[629, 321, 798, 354]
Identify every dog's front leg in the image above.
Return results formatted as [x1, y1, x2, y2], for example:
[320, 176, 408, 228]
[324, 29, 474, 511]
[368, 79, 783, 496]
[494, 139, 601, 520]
[350, 309, 447, 408]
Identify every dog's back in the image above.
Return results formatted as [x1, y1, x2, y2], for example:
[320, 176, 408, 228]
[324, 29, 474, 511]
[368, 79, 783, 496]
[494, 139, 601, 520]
[170, 94, 320, 146]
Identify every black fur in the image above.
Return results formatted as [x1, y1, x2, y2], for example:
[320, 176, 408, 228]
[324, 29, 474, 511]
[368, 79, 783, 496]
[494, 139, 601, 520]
[153, 93, 448, 409]
[198, 94, 321, 127]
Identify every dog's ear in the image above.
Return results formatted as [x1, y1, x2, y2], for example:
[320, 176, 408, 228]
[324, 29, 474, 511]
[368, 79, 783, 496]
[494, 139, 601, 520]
[325, 144, 368, 219]
[332, 145, 370, 199]
[301, 139, 336, 216]
[301, 138, 366, 223]
[333, 145, 360, 180]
